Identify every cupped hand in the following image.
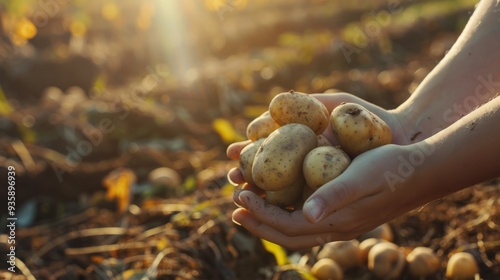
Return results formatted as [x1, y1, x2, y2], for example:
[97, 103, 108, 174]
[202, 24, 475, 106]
[226, 92, 425, 249]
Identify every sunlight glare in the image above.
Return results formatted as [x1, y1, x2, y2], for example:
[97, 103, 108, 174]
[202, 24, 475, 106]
[155, 0, 192, 77]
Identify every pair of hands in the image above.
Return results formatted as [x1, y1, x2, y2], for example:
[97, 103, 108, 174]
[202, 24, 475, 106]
[226, 93, 432, 249]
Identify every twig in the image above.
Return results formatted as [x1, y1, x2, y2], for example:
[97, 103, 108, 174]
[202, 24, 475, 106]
[11, 140, 37, 173]
[135, 224, 179, 241]
[33, 227, 131, 260]
[141, 248, 175, 280]
[65, 241, 155, 256]
[15, 257, 36, 280]
[440, 198, 495, 247]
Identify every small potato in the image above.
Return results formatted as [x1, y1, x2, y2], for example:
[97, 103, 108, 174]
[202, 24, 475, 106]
[330, 103, 392, 157]
[317, 240, 361, 270]
[358, 238, 385, 264]
[239, 138, 266, 185]
[269, 90, 329, 135]
[311, 258, 343, 280]
[246, 111, 280, 141]
[368, 242, 405, 279]
[252, 123, 317, 191]
[303, 146, 351, 190]
[406, 247, 440, 277]
[445, 252, 479, 280]
[265, 177, 305, 207]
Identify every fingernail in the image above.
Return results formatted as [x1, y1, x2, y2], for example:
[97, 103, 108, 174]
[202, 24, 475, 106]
[233, 190, 245, 207]
[303, 197, 324, 223]
[231, 214, 242, 226]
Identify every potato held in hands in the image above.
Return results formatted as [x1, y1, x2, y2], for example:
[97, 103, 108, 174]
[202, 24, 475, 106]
[252, 123, 317, 191]
[246, 111, 280, 141]
[303, 146, 350, 190]
[269, 90, 329, 135]
[239, 138, 266, 185]
[330, 103, 392, 157]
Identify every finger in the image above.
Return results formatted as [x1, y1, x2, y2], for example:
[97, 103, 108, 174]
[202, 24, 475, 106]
[233, 185, 264, 207]
[226, 140, 252, 160]
[312, 93, 388, 117]
[232, 208, 354, 250]
[302, 163, 382, 223]
[321, 124, 339, 146]
[240, 183, 265, 195]
[237, 190, 331, 236]
[311, 92, 357, 112]
[227, 167, 245, 185]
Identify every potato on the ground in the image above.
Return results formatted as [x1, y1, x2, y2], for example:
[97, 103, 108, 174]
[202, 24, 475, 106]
[311, 258, 343, 280]
[246, 111, 280, 141]
[406, 247, 440, 277]
[330, 103, 392, 157]
[367, 242, 405, 279]
[445, 252, 479, 280]
[358, 238, 385, 264]
[317, 240, 361, 270]
[303, 146, 350, 190]
[269, 90, 329, 135]
[252, 123, 317, 191]
[239, 138, 266, 185]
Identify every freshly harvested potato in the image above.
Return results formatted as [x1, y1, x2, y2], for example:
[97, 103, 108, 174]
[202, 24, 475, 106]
[368, 242, 405, 279]
[303, 146, 351, 190]
[317, 240, 361, 270]
[269, 90, 329, 135]
[358, 238, 385, 264]
[265, 177, 305, 207]
[239, 138, 266, 185]
[406, 247, 440, 277]
[252, 123, 317, 191]
[246, 111, 280, 141]
[330, 103, 392, 157]
[311, 258, 343, 280]
[445, 252, 479, 280]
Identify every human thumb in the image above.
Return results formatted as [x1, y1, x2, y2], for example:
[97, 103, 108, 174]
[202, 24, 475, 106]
[302, 169, 364, 223]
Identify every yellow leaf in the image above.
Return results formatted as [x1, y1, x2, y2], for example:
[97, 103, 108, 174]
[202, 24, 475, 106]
[0, 87, 13, 116]
[15, 18, 37, 40]
[212, 118, 245, 144]
[122, 269, 146, 280]
[103, 168, 136, 213]
[220, 183, 236, 197]
[70, 20, 87, 37]
[156, 237, 170, 251]
[102, 2, 120, 21]
[182, 175, 197, 193]
[261, 239, 289, 266]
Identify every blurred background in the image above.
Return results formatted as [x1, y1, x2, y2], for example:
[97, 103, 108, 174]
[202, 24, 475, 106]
[2, 0, 499, 279]
[0, 0, 477, 203]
